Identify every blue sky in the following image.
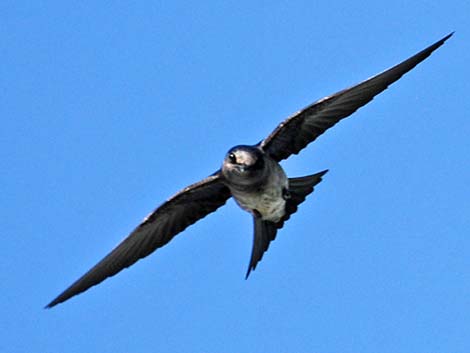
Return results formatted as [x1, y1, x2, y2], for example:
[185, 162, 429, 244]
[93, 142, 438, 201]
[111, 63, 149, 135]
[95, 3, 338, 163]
[2, 2, 469, 352]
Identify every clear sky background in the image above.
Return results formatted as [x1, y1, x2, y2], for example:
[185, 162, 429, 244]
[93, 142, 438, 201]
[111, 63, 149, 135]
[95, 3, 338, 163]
[2, 2, 469, 352]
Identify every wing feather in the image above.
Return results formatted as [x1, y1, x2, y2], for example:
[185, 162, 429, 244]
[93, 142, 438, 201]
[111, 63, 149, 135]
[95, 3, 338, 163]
[46, 173, 231, 308]
[260, 33, 453, 161]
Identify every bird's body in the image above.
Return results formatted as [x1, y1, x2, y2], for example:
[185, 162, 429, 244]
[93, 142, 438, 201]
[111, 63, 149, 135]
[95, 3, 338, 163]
[46, 33, 453, 308]
[222, 145, 289, 222]
[231, 175, 288, 223]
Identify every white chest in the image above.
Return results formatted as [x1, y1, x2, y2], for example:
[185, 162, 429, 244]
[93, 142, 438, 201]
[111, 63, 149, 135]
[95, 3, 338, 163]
[236, 188, 286, 222]
[231, 165, 288, 222]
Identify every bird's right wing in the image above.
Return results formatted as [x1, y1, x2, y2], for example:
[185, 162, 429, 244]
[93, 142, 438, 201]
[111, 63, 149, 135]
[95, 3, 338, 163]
[260, 33, 453, 162]
[46, 172, 231, 308]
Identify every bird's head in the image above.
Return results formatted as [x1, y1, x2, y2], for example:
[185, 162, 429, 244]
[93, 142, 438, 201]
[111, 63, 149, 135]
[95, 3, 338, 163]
[221, 145, 266, 185]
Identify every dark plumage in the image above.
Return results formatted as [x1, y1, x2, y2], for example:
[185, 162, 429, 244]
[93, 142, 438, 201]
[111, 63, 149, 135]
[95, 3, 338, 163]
[46, 33, 452, 308]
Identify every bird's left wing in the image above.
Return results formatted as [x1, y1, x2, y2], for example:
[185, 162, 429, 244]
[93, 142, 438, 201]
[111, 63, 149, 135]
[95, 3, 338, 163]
[46, 172, 231, 308]
[259, 33, 453, 162]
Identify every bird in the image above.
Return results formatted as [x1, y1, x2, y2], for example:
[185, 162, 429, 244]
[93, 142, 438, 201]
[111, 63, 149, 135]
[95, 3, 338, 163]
[46, 33, 452, 308]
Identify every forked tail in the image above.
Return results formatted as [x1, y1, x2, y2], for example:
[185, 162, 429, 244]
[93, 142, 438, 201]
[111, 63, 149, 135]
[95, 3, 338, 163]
[246, 169, 328, 278]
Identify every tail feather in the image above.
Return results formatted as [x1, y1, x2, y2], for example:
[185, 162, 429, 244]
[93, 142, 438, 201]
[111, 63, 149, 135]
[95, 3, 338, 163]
[245, 169, 328, 278]
[246, 219, 277, 279]
[280, 169, 329, 228]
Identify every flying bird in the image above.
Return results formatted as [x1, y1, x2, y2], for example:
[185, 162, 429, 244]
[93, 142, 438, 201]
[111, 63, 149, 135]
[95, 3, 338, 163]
[46, 33, 452, 308]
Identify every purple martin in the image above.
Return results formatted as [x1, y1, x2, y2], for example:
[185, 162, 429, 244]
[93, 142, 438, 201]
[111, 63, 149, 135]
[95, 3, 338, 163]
[46, 33, 452, 308]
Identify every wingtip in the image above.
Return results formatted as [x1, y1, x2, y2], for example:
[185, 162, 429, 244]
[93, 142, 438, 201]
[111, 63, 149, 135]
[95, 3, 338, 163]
[440, 32, 454, 43]
[445, 31, 454, 39]
[44, 292, 69, 309]
[245, 267, 252, 280]
[44, 299, 59, 309]
[417, 32, 454, 58]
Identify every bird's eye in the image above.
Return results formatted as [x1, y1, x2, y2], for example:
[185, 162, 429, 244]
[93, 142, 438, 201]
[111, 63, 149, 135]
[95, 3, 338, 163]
[228, 153, 237, 163]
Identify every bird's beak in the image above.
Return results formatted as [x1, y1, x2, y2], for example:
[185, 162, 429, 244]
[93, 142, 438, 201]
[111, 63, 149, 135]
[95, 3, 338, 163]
[236, 165, 247, 173]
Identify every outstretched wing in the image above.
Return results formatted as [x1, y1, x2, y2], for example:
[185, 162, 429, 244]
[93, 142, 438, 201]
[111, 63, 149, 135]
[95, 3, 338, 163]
[245, 170, 328, 278]
[260, 33, 453, 162]
[46, 172, 231, 308]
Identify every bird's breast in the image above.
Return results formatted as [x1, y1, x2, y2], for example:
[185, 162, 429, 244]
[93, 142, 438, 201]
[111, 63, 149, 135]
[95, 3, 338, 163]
[230, 160, 288, 222]
[235, 188, 286, 222]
